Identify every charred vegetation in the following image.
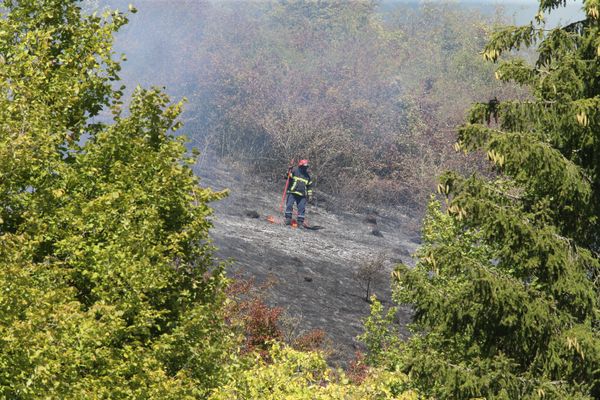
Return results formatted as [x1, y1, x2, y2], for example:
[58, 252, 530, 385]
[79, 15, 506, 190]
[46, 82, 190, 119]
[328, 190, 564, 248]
[109, 0, 525, 215]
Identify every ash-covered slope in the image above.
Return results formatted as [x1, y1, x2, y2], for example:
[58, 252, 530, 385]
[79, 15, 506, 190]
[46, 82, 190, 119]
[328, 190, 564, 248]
[195, 155, 421, 366]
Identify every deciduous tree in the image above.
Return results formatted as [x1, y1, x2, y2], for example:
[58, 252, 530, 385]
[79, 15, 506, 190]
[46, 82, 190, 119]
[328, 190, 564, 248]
[0, 1, 231, 397]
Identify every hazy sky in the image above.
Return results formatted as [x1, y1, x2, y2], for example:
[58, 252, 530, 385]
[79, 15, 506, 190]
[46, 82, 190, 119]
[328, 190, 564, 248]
[403, 0, 582, 3]
[389, 0, 583, 6]
[387, 0, 584, 25]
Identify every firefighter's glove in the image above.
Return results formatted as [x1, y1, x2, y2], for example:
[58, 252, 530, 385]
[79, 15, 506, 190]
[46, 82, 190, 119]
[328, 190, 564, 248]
[308, 195, 314, 205]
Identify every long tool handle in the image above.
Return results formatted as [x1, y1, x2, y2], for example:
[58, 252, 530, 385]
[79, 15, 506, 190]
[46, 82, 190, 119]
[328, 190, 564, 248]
[280, 175, 290, 213]
[279, 159, 294, 213]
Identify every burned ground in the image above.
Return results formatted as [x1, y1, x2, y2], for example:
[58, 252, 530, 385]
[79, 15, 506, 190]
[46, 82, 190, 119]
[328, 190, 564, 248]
[195, 155, 421, 366]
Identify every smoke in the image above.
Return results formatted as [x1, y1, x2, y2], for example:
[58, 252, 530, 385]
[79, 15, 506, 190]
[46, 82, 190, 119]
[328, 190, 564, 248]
[93, 0, 581, 210]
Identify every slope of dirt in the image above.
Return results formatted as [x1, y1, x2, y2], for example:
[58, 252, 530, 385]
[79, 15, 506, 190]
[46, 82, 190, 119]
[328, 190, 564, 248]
[194, 155, 421, 366]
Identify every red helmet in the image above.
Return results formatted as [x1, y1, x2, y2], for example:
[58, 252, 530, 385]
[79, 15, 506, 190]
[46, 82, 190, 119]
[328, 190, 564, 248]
[298, 159, 309, 167]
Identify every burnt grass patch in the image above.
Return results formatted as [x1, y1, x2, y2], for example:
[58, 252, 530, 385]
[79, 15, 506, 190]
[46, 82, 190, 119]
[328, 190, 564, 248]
[196, 156, 419, 367]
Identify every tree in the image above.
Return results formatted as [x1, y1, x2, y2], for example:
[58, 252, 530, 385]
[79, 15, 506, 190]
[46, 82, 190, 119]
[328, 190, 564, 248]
[353, 254, 387, 302]
[391, 1, 600, 398]
[0, 1, 232, 397]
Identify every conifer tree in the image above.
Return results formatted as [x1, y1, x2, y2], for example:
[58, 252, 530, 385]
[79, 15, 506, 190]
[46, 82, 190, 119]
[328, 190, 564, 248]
[392, 0, 600, 398]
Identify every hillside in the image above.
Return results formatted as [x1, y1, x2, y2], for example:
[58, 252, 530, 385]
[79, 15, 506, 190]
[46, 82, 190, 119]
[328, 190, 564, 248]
[194, 154, 420, 366]
[3, 1, 599, 397]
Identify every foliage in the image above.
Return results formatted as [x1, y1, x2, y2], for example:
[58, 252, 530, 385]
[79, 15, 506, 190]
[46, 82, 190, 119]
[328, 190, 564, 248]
[224, 276, 285, 358]
[359, 296, 402, 368]
[0, 1, 233, 397]
[225, 275, 330, 358]
[211, 260, 414, 399]
[293, 329, 327, 353]
[240, 299, 284, 357]
[346, 352, 369, 385]
[391, 1, 600, 398]
[210, 343, 420, 400]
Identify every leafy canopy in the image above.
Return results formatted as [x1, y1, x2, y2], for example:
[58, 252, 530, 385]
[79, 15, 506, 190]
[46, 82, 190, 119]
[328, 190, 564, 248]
[0, 1, 233, 397]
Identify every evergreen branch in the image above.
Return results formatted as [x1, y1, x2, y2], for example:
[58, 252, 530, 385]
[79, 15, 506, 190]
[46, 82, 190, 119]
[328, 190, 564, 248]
[486, 183, 523, 202]
[483, 25, 539, 62]
[561, 19, 589, 34]
[405, 1, 600, 396]
[539, 0, 570, 12]
[496, 59, 537, 85]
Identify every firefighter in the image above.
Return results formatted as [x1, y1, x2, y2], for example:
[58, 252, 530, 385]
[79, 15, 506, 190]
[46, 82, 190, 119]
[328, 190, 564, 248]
[285, 159, 313, 228]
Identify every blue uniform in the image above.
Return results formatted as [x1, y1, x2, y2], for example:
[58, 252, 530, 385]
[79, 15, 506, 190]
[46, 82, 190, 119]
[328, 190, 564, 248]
[285, 166, 312, 226]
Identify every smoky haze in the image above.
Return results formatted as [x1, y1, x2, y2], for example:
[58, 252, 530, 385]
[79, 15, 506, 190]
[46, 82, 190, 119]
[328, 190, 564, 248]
[96, 0, 579, 211]
[103, 0, 584, 109]
[98, 1, 210, 110]
[100, 0, 584, 122]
